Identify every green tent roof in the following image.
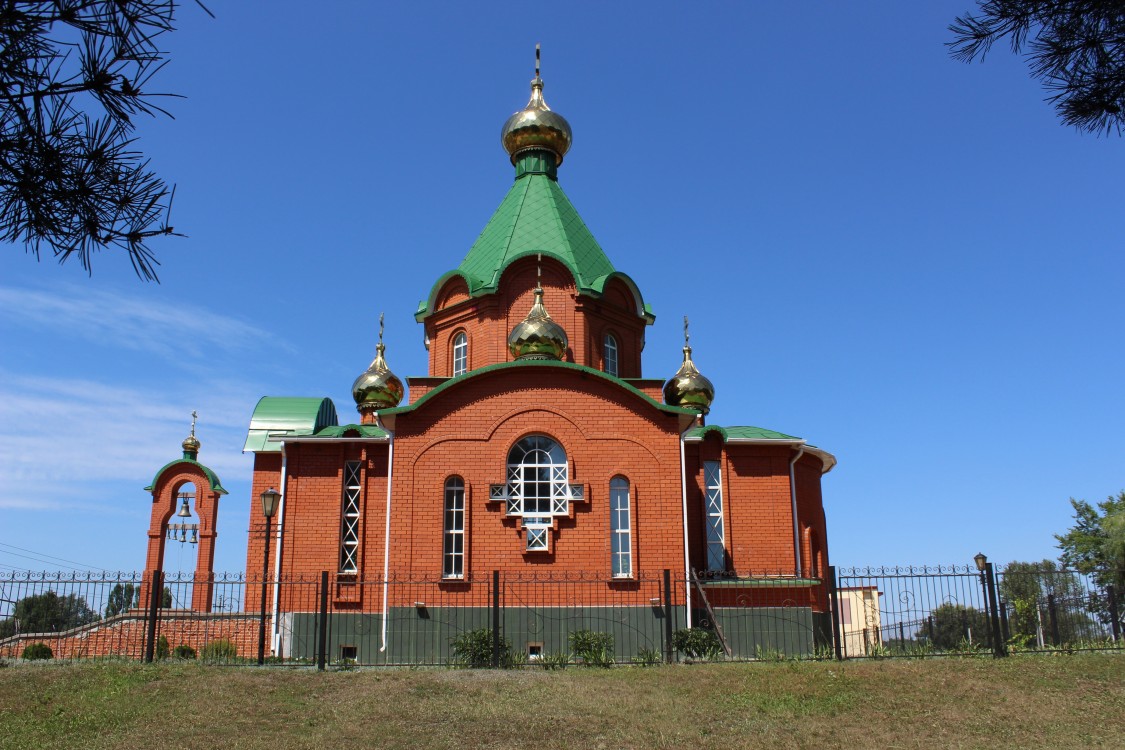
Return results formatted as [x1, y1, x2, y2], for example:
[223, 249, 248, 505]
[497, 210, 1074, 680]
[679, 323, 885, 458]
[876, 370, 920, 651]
[417, 168, 652, 322]
[243, 397, 339, 453]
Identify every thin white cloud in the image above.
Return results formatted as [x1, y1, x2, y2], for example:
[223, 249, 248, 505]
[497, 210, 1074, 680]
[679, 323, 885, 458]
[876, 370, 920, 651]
[0, 370, 255, 512]
[0, 283, 291, 360]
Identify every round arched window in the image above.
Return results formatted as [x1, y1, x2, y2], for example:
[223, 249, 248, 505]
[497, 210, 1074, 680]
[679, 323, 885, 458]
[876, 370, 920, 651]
[506, 435, 568, 517]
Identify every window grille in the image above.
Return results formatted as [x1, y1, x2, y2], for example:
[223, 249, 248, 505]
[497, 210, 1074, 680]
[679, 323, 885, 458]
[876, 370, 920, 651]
[610, 476, 632, 577]
[339, 461, 362, 573]
[452, 332, 468, 376]
[492, 435, 576, 552]
[704, 460, 726, 572]
[603, 334, 618, 377]
[443, 476, 465, 578]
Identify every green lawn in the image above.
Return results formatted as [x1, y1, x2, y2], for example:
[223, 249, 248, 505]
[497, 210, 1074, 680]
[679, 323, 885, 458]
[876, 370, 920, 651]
[1, 654, 1122, 749]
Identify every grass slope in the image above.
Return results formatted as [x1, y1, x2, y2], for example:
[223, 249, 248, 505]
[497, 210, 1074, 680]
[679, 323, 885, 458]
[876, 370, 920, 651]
[0, 655, 1122, 749]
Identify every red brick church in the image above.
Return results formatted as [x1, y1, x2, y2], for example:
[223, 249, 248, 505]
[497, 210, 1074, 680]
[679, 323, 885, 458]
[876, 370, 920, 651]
[231, 61, 836, 661]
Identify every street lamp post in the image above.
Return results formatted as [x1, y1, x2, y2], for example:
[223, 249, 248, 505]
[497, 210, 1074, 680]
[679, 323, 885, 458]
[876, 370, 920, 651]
[974, 552, 1006, 658]
[258, 487, 281, 665]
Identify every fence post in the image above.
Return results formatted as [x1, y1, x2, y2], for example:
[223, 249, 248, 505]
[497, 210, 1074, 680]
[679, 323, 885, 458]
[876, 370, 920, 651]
[999, 599, 1010, 643]
[491, 570, 500, 668]
[317, 571, 329, 671]
[827, 565, 843, 660]
[143, 570, 163, 663]
[984, 561, 1006, 657]
[1047, 593, 1060, 646]
[1108, 585, 1120, 642]
[662, 569, 674, 664]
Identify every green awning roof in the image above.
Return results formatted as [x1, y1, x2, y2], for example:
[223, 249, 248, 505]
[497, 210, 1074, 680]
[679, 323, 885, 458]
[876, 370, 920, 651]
[243, 397, 339, 453]
[685, 425, 803, 442]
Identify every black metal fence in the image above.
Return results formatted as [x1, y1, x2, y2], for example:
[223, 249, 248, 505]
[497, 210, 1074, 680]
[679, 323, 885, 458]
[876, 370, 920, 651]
[830, 564, 1123, 658]
[1, 564, 1120, 667]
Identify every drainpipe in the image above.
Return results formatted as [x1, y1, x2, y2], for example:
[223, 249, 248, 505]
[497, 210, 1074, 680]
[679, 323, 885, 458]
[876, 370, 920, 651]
[679, 424, 693, 629]
[270, 442, 288, 655]
[377, 416, 395, 652]
[789, 446, 806, 579]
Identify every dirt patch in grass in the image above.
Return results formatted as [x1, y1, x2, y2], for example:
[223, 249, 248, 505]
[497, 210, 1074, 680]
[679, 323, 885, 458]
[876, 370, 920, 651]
[0, 655, 1122, 750]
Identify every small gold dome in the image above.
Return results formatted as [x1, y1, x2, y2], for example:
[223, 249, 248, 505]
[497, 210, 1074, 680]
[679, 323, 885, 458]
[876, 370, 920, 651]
[663, 318, 715, 415]
[182, 434, 201, 453]
[501, 75, 572, 166]
[352, 316, 404, 413]
[508, 285, 568, 361]
[182, 410, 201, 457]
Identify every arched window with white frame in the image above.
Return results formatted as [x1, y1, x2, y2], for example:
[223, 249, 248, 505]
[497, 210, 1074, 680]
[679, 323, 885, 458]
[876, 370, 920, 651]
[452, 332, 468, 376]
[507, 435, 568, 551]
[610, 476, 632, 577]
[443, 476, 465, 578]
[603, 333, 618, 377]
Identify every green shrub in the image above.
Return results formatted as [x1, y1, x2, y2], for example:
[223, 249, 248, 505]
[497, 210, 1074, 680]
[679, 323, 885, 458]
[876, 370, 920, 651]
[172, 644, 197, 659]
[199, 639, 238, 661]
[631, 647, 662, 666]
[450, 627, 514, 668]
[538, 651, 570, 670]
[672, 627, 722, 661]
[155, 634, 170, 660]
[568, 629, 614, 667]
[21, 642, 53, 660]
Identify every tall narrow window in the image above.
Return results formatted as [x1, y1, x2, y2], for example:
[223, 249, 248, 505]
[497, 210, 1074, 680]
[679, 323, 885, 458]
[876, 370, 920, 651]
[452, 332, 468, 376]
[339, 461, 362, 573]
[443, 476, 465, 578]
[703, 460, 726, 572]
[610, 476, 632, 577]
[603, 334, 618, 377]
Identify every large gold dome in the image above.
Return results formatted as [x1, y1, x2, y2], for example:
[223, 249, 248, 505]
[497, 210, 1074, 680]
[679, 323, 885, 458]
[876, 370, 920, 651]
[508, 285, 569, 361]
[501, 75, 572, 167]
[352, 319, 404, 414]
[663, 319, 715, 415]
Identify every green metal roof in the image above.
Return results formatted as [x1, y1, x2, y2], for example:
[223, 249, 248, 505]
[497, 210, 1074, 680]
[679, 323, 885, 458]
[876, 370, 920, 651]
[380, 359, 695, 420]
[685, 425, 803, 442]
[416, 169, 652, 322]
[243, 397, 339, 453]
[145, 459, 227, 495]
[310, 424, 388, 439]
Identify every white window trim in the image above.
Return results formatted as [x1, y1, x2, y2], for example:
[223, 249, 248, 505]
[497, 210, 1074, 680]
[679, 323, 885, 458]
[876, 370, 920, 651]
[610, 476, 632, 578]
[452, 332, 468, 376]
[603, 333, 618, 377]
[442, 477, 465, 579]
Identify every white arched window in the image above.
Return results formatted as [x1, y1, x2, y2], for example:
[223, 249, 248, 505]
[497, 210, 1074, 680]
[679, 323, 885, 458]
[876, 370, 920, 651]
[603, 333, 618, 377]
[452, 332, 468, 376]
[610, 476, 632, 577]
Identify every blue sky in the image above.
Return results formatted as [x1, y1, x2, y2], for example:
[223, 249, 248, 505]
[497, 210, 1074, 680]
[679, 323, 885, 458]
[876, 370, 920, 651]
[1, 2, 1122, 577]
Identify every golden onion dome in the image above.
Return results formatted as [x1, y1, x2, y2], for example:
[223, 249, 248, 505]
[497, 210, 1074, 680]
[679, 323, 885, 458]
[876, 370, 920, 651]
[501, 49, 572, 166]
[182, 410, 201, 458]
[508, 283, 569, 361]
[182, 434, 201, 455]
[663, 318, 715, 415]
[352, 315, 404, 414]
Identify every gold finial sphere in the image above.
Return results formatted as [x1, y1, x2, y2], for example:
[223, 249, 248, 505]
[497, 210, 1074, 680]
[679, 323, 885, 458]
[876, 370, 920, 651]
[508, 285, 568, 361]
